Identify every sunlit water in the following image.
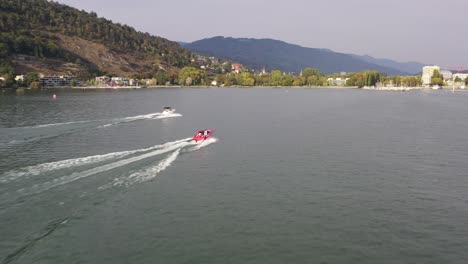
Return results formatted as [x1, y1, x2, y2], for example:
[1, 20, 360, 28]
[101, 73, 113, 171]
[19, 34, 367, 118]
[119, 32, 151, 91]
[1, 88, 467, 264]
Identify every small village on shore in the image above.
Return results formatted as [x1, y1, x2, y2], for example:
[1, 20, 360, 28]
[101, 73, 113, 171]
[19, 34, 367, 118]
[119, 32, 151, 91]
[2, 56, 467, 91]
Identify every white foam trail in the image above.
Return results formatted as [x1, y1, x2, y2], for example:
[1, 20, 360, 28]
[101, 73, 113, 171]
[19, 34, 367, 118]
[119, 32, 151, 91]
[101, 137, 219, 189]
[21, 141, 194, 195]
[8, 120, 98, 129]
[6, 111, 181, 130]
[30, 120, 96, 128]
[108, 148, 181, 188]
[187, 137, 219, 152]
[0, 138, 191, 183]
[98, 112, 181, 128]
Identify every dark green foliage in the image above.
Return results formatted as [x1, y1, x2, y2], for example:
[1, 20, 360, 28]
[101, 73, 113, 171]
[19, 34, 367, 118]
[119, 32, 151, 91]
[24, 72, 39, 87]
[154, 71, 169, 85]
[178, 67, 206, 85]
[0, 64, 15, 88]
[346, 71, 380, 88]
[431, 70, 443, 86]
[0, 0, 191, 69]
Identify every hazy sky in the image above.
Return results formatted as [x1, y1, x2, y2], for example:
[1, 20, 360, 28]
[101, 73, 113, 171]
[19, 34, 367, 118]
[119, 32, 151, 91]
[56, 0, 468, 66]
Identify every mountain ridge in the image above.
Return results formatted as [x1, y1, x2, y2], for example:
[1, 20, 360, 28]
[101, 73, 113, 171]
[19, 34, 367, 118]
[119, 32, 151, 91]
[185, 36, 418, 75]
[349, 54, 425, 75]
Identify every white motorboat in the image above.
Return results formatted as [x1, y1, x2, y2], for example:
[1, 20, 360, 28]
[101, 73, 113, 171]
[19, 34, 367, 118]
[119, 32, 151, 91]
[161, 107, 176, 115]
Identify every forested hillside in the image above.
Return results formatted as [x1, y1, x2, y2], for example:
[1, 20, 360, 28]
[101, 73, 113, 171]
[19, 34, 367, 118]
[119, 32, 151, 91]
[0, 0, 192, 77]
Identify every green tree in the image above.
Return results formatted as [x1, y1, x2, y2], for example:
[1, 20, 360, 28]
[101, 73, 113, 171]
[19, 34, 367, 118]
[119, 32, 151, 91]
[25, 72, 39, 87]
[393, 75, 402, 86]
[431, 70, 443, 86]
[431, 77, 443, 86]
[307, 76, 318, 86]
[319, 76, 328, 86]
[365, 71, 380, 86]
[240, 72, 255, 86]
[178, 67, 206, 86]
[302, 68, 321, 78]
[292, 76, 305, 86]
[271, 70, 283, 86]
[154, 72, 168, 85]
[302, 68, 322, 86]
[281, 74, 294, 86]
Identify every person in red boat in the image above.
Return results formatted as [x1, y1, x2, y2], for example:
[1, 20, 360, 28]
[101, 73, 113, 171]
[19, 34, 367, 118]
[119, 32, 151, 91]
[193, 130, 213, 142]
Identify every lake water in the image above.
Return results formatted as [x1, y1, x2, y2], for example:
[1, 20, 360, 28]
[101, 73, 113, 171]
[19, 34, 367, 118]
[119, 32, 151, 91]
[1, 88, 467, 264]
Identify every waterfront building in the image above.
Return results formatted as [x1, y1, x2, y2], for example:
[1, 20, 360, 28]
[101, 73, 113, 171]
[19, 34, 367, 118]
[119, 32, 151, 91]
[129, 79, 137, 86]
[422, 66, 440, 86]
[440, 70, 453, 81]
[95, 76, 110, 85]
[231, 63, 243, 74]
[453, 73, 468, 81]
[40, 76, 79, 87]
[327, 77, 349, 86]
[111, 77, 130, 86]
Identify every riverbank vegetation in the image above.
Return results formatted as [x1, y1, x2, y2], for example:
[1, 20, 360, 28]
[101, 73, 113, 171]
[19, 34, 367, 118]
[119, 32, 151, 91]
[2, 63, 426, 89]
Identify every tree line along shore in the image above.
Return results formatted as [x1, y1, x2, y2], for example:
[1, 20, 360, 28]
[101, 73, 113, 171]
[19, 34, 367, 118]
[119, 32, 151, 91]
[4, 65, 464, 90]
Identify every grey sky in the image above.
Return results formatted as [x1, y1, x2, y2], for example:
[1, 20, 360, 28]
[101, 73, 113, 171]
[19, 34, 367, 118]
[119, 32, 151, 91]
[56, 0, 468, 67]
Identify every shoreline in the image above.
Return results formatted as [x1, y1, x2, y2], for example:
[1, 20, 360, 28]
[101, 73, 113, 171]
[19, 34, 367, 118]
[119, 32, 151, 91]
[74, 85, 361, 89]
[2, 86, 466, 92]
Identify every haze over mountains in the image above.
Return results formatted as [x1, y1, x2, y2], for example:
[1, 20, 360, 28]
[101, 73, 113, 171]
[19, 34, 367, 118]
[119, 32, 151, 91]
[184, 37, 425, 75]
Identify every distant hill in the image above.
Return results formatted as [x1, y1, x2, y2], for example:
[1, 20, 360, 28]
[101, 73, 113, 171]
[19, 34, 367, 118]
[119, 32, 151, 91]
[0, 0, 192, 77]
[185, 37, 411, 75]
[350, 55, 425, 75]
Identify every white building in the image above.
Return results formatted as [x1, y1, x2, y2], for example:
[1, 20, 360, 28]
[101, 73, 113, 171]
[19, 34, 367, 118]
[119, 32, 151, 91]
[129, 79, 137, 86]
[327, 77, 349, 86]
[111, 77, 129, 86]
[453, 73, 468, 81]
[422, 66, 440, 87]
[440, 70, 452, 81]
[40, 76, 79, 87]
[15, 75, 25, 82]
[95, 76, 110, 85]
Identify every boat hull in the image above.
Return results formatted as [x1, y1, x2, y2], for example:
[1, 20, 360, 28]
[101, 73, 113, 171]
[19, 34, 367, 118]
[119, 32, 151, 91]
[193, 130, 213, 142]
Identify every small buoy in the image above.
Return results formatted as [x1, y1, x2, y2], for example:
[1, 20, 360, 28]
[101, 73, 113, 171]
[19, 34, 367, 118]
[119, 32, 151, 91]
[52, 94, 57, 99]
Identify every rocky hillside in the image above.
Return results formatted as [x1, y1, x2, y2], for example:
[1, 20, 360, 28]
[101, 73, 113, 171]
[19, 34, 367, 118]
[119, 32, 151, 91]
[0, 0, 192, 77]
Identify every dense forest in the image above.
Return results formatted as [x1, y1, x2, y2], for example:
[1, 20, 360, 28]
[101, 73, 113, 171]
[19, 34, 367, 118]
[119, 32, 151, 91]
[0, 0, 192, 76]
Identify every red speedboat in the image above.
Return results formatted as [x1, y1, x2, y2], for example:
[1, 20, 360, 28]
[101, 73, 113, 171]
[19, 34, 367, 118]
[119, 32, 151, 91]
[193, 129, 213, 142]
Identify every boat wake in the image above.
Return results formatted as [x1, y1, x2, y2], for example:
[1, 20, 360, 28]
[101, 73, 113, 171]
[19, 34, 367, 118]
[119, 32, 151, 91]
[98, 112, 182, 128]
[0, 138, 191, 183]
[102, 137, 218, 189]
[2, 137, 217, 199]
[0, 112, 182, 147]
